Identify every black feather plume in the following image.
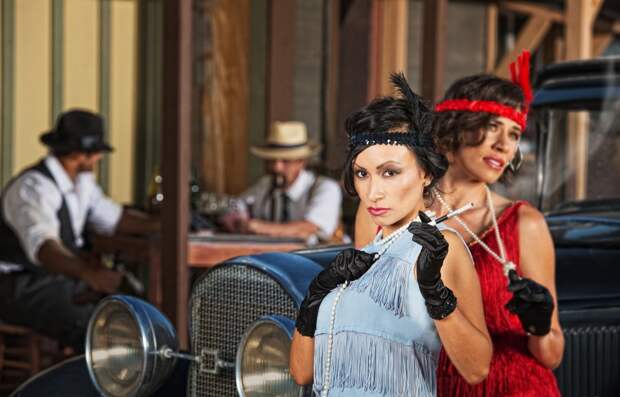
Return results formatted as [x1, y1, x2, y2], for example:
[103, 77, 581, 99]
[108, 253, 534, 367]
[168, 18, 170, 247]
[390, 72, 433, 135]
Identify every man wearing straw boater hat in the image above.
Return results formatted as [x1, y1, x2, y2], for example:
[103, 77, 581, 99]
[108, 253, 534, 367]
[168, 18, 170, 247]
[226, 121, 342, 241]
[0, 109, 159, 351]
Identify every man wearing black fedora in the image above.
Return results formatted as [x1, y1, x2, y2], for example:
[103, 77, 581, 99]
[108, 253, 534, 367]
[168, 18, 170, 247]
[0, 109, 159, 351]
[223, 121, 342, 242]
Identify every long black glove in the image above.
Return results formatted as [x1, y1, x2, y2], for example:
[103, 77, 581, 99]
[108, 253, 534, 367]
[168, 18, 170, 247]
[295, 248, 377, 337]
[408, 212, 457, 320]
[505, 270, 554, 336]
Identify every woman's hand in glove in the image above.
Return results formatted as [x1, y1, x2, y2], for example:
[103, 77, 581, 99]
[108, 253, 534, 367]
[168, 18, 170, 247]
[408, 211, 449, 286]
[295, 248, 377, 337]
[408, 211, 456, 320]
[505, 270, 554, 336]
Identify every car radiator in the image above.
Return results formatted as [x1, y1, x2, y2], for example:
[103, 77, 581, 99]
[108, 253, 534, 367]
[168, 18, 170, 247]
[555, 324, 620, 397]
[188, 264, 298, 397]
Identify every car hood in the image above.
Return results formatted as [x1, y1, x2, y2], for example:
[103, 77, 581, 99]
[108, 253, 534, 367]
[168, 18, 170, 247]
[546, 202, 620, 248]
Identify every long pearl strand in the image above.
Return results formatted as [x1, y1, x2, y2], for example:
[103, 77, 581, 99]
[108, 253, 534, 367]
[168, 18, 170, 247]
[321, 220, 412, 396]
[433, 186, 516, 277]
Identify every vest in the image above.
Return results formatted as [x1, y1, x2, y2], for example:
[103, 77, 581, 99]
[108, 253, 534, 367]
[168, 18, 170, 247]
[0, 160, 81, 271]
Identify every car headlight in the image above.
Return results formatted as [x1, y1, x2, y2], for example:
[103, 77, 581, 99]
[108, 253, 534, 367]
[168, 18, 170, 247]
[236, 315, 303, 396]
[86, 295, 178, 397]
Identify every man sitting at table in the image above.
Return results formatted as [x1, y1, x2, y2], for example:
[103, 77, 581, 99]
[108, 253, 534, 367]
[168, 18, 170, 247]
[0, 109, 159, 351]
[224, 121, 342, 242]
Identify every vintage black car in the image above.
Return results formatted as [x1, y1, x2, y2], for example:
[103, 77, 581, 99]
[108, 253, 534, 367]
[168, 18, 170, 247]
[11, 57, 620, 397]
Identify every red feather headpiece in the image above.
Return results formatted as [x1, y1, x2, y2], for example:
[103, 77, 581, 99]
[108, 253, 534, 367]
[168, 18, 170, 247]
[435, 50, 532, 130]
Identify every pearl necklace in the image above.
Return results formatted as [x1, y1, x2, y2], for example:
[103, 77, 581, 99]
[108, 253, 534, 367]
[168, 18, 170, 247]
[433, 186, 516, 277]
[321, 220, 412, 396]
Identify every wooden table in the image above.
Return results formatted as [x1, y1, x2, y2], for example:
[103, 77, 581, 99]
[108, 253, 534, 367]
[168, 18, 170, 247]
[91, 232, 305, 309]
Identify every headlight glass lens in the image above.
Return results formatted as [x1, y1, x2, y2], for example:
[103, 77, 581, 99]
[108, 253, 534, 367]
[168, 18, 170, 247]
[89, 301, 144, 397]
[238, 321, 300, 397]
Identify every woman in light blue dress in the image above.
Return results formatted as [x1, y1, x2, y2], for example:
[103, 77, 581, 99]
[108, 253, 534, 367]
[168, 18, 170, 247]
[290, 74, 492, 396]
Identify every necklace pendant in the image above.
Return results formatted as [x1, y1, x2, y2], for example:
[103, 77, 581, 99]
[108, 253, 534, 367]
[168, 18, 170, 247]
[503, 261, 517, 276]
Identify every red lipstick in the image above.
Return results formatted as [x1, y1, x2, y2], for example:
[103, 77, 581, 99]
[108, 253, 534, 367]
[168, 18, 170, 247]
[368, 207, 390, 216]
[483, 156, 506, 171]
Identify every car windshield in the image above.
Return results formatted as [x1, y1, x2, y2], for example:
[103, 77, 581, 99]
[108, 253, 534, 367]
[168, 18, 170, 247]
[497, 96, 620, 212]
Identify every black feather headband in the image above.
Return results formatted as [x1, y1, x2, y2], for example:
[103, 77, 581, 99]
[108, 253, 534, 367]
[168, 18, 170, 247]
[348, 72, 434, 152]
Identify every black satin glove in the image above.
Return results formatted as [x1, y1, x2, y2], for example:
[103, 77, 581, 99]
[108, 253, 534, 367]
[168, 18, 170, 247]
[408, 212, 457, 320]
[295, 248, 378, 337]
[505, 270, 554, 336]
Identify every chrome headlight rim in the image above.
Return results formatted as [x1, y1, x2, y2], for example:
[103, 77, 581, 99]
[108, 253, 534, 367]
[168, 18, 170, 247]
[235, 315, 298, 397]
[85, 295, 150, 397]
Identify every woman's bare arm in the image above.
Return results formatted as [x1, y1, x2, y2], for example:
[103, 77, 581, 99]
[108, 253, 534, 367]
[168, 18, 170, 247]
[433, 231, 493, 384]
[518, 205, 564, 369]
[290, 330, 315, 385]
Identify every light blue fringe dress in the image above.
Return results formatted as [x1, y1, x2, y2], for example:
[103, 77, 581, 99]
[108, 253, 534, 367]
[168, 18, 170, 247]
[313, 228, 442, 397]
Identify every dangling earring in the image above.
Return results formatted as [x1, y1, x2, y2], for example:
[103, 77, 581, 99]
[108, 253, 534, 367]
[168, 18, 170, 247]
[508, 147, 523, 172]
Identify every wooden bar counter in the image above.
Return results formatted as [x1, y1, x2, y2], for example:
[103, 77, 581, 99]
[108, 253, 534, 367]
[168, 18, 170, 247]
[91, 232, 305, 309]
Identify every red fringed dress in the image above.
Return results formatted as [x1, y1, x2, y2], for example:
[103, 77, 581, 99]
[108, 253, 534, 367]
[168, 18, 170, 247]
[437, 201, 560, 397]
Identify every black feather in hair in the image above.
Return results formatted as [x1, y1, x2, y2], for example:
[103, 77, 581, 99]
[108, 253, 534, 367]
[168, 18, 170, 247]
[389, 72, 433, 135]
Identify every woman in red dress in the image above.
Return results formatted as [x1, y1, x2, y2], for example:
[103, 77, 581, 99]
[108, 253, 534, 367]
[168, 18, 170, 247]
[431, 52, 563, 397]
[355, 53, 564, 396]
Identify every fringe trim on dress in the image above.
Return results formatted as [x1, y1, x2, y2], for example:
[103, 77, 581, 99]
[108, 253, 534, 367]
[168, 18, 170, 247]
[349, 255, 411, 318]
[314, 331, 437, 396]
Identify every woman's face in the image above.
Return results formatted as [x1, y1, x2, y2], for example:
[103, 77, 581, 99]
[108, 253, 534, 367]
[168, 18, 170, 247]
[353, 144, 428, 234]
[449, 116, 522, 184]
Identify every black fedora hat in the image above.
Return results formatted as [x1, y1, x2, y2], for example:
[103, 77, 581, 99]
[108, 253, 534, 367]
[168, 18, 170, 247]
[40, 109, 114, 153]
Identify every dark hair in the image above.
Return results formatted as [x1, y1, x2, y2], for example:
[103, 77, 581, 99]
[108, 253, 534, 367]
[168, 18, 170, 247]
[342, 76, 448, 199]
[434, 74, 525, 180]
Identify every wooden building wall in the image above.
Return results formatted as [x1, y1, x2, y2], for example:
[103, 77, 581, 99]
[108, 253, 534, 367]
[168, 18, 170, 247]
[0, 0, 138, 204]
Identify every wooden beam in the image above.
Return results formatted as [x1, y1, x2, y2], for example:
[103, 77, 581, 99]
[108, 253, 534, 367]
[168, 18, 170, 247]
[486, 3, 498, 73]
[324, 0, 340, 166]
[268, 0, 296, 125]
[590, 0, 603, 26]
[379, 0, 408, 95]
[495, 16, 552, 78]
[368, 0, 409, 98]
[500, 1, 563, 23]
[421, 0, 447, 102]
[566, 0, 595, 200]
[593, 32, 613, 57]
[161, 0, 191, 349]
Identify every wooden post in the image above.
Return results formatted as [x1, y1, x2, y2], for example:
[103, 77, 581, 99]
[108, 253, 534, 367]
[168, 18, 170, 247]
[368, 0, 408, 98]
[565, 0, 596, 200]
[161, 0, 191, 349]
[485, 3, 498, 73]
[421, 0, 446, 102]
[268, 0, 296, 125]
[324, 0, 340, 161]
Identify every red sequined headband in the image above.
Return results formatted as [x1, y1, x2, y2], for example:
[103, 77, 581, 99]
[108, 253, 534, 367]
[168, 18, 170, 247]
[435, 51, 533, 131]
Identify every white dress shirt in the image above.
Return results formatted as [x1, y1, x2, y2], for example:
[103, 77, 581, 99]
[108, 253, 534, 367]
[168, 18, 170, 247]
[0, 155, 122, 272]
[241, 169, 342, 239]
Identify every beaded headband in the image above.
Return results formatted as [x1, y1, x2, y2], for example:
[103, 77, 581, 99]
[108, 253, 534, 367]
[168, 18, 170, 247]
[348, 131, 425, 152]
[434, 51, 532, 131]
[348, 73, 434, 153]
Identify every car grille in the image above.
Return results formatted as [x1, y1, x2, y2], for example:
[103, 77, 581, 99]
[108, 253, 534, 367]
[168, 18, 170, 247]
[188, 264, 298, 396]
[555, 324, 620, 397]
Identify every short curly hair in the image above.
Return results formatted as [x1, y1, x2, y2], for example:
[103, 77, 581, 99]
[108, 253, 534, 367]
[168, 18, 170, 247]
[342, 95, 448, 199]
[433, 74, 525, 180]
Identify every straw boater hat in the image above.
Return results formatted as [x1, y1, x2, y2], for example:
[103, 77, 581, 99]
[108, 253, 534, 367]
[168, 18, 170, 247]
[250, 121, 322, 160]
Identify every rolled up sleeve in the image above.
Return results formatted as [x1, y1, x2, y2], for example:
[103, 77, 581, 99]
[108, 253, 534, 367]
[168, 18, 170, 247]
[87, 184, 123, 235]
[304, 179, 342, 239]
[3, 175, 63, 265]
